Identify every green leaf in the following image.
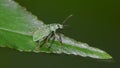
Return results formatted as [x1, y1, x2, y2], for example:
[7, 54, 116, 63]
[0, 0, 112, 59]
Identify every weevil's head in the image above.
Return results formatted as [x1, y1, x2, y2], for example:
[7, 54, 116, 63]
[56, 24, 63, 29]
[49, 15, 73, 32]
[49, 23, 63, 32]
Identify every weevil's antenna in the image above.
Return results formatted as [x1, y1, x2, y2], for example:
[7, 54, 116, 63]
[62, 14, 73, 25]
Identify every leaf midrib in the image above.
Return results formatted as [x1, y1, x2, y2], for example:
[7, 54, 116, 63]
[0, 27, 31, 36]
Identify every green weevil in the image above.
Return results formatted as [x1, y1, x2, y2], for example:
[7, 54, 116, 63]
[33, 15, 73, 47]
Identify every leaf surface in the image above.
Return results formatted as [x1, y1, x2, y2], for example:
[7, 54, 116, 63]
[0, 0, 112, 59]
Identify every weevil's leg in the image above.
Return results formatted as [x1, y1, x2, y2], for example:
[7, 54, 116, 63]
[39, 32, 53, 47]
[58, 33, 62, 44]
[35, 33, 53, 50]
[48, 35, 55, 50]
[35, 37, 46, 50]
[45, 32, 53, 44]
[39, 37, 46, 47]
[54, 32, 62, 45]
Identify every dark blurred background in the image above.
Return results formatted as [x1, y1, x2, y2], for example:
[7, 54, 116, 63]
[0, 0, 120, 68]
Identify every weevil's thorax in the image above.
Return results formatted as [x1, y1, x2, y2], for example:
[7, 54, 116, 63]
[49, 23, 63, 32]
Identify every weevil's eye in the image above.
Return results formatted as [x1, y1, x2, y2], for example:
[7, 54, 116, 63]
[57, 24, 63, 29]
[57, 24, 60, 28]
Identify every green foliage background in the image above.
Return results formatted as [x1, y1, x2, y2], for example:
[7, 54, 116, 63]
[0, 0, 120, 68]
